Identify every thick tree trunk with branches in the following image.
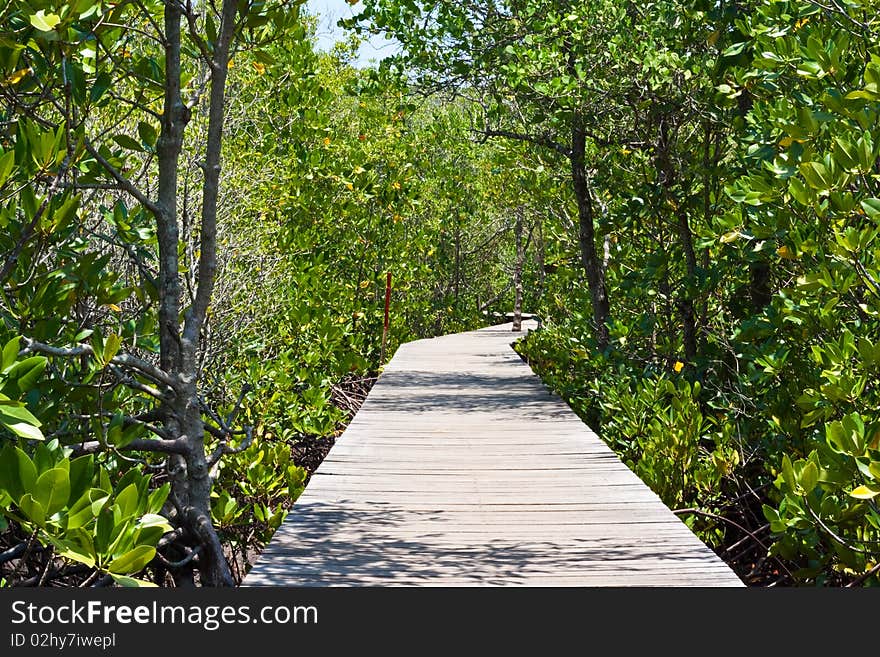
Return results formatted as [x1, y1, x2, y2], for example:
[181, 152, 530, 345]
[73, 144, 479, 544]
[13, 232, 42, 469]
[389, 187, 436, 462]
[12, 0, 271, 587]
[570, 118, 610, 349]
[154, 0, 239, 588]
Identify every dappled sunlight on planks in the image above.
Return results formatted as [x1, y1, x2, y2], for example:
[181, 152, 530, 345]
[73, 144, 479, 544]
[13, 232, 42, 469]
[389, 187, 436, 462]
[244, 322, 743, 587]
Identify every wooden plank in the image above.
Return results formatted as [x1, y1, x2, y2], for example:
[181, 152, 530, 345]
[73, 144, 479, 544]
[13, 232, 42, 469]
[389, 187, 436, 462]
[244, 321, 743, 587]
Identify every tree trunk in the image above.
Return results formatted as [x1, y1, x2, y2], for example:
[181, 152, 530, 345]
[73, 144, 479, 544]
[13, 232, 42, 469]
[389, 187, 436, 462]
[749, 261, 772, 311]
[570, 118, 610, 348]
[512, 207, 525, 331]
[658, 117, 697, 363]
[675, 208, 698, 363]
[156, 1, 186, 375]
[153, 0, 238, 587]
[535, 219, 546, 302]
[742, 203, 771, 312]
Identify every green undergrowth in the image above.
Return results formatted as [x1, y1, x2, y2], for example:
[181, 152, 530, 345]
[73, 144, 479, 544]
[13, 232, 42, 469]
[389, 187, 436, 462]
[515, 321, 778, 584]
[517, 315, 880, 586]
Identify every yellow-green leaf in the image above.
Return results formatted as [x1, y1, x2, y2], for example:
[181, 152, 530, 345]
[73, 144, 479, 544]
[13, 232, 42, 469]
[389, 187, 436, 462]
[850, 485, 880, 499]
[107, 545, 156, 574]
[18, 493, 46, 526]
[30, 11, 61, 32]
[109, 574, 157, 587]
[720, 230, 741, 243]
[103, 334, 122, 364]
[2, 68, 30, 87]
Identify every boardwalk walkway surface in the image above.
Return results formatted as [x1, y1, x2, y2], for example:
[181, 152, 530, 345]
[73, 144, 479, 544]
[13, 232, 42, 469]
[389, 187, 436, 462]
[244, 322, 743, 586]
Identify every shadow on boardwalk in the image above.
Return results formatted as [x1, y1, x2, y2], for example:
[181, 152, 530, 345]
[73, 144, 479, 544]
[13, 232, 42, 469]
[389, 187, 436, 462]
[246, 502, 735, 586]
[244, 322, 743, 586]
[367, 371, 566, 419]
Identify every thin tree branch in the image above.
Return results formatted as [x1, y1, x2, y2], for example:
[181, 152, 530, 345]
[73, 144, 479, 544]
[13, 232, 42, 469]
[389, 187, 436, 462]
[0, 159, 70, 284]
[156, 544, 201, 569]
[673, 507, 794, 579]
[846, 561, 880, 587]
[69, 436, 190, 456]
[477, 128, 571, 158]
[181, 0, 238, 364]
[83, 140, 161, 216]
[21, 339, 178, 392]
[206, 425, 253, 468]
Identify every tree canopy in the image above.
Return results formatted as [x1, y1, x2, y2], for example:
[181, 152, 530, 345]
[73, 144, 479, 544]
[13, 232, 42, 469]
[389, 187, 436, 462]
[2, 0, 880, 587]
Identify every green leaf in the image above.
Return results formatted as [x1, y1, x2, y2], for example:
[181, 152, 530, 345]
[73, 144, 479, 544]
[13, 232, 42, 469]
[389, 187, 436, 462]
[857, 135, 875, 170]
[799, 461, 818, 493]
[95, 503, 115, 553]
[112, 134, 144, 152]
[0, 150, 15, 189]
[46, 528, 96, 567]
[833, 138, 859, 170]
[97, 467, 111, 494]
[33, 440, 55, 474]
[861, 198, 880, 219]
[720, 230, 742, 243]
[109, 574, 157, 587]
[146, 483, 170, 515]
[826, 420, 854, 454]
[90, 331, 105, 367]
[4, 356, 47, 394]
[0, 444, 23, 500]
[1, 336, 19, 371]
[135, 513, 172, 533]
[800, 162, 831, 190]
[107, 545, 156, 574]
[789, 177, 812, 205]
[137, 122, 157, 149]
[0, 405, 43, 441]
[3, 421, 44, 442]
[18, 493, 46, 526]
[90, 72, 112, 104]
[762, 504, 786, 533]
[845, 90, 879, 101]
[0, 401, 42, 425]
[114, 483, 140, 521]
[68, 455, 95, 503]
[722, 41, 747, 57]
[33, 467, 70, 517]
[796, 60, 824, 78]
[66, 497, 99, 530]
[29, 11, 61, 32]
[12, 447, 36, 499]
[51, 195, 80, 231]
[781, 454, 796, 491]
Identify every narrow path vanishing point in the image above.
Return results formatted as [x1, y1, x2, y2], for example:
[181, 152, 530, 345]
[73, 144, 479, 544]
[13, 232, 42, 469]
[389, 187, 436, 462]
[244, 321, 743, 586]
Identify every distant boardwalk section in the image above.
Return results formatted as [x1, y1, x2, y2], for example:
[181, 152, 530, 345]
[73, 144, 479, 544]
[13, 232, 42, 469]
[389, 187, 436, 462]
[245, 322, 743, 586]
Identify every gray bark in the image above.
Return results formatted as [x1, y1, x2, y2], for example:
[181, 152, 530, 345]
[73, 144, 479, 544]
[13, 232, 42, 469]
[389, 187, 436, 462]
[152, 0, 239, 587]
[571, 118, 610, 348]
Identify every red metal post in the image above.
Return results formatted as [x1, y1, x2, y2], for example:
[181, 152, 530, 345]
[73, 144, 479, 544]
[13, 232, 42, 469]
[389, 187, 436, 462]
[381, 272, 391, 364]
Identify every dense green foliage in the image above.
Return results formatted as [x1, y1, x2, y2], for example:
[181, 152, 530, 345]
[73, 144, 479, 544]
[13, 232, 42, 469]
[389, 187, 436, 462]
[2, 0, 878, 587]
[0, 1, 526, 586]
[355, 0, 880, 585]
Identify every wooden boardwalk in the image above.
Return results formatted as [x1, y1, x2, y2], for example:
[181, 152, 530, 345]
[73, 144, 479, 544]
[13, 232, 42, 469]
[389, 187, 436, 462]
[244, 322, 743, 586]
